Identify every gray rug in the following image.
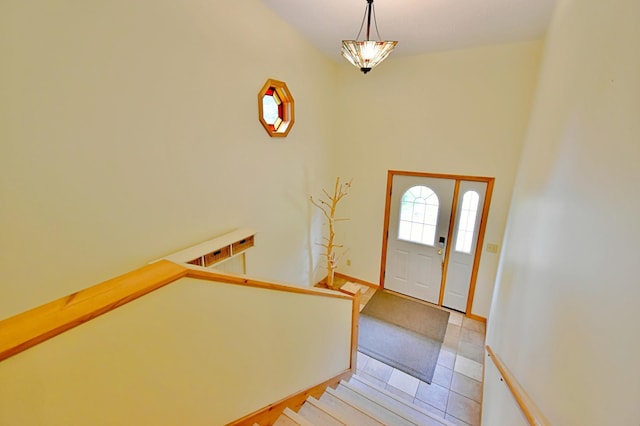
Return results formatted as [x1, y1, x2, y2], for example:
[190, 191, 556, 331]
[358, 291, 450, 383]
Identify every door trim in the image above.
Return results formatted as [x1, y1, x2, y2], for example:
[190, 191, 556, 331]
[438, 179, 460, 306]
[379, 170, 495, 316]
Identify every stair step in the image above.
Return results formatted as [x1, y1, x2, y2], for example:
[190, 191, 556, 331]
[320, 387, 384, 425]
[284, 407, 315, 426]
[346, 375, 457, 426]
[332, 383, 415, 425]
[273, 408, 314, 426]
[298, 396, 346, 425]
[338, 281, 362, 295]
[273, 373, 458, 426]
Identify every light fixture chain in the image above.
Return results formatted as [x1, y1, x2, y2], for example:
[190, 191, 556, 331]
[354, 6, 368, 40]
[372, 3, 383, 40]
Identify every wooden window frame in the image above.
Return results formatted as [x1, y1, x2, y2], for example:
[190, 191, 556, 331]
[258, 78, 295, 138]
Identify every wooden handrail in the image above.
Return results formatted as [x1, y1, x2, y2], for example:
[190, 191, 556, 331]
[186, 267, 351, 301]
[0, 260, 187, 362]
[0, 260, 355, 362]
[486, 345, 550, 426]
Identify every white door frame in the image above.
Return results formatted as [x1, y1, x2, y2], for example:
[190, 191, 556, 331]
[379, 170, 495, 317]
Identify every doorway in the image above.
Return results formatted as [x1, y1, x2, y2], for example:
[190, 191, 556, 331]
[380, 171, 494, 314]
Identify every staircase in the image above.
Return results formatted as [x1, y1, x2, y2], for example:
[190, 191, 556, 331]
[265, 374, 457, 426]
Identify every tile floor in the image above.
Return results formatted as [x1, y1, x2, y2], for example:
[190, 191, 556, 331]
[354, 284, 486, 426]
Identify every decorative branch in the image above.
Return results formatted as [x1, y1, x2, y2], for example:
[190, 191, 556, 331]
[310, 177, 353, 290]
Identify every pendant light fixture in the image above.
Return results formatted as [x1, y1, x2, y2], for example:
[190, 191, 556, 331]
[341, 0, 398, 74]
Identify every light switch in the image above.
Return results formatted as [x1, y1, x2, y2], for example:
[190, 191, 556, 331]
[486, 243, 499, 253]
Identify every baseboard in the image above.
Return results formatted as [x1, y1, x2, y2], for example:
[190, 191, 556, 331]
[334, 272, 380, 289]
[226, 368, 354, 426]
[317, 273, 484, 322]
[314, 275, 328, 288]
[466, 312, 487, 323]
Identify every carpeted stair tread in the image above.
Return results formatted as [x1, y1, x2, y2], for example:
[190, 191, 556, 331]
[320, 387, 385, 425]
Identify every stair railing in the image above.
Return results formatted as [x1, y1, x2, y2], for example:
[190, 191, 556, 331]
[486, 345, 550, 426]
[0, 260, 360, 425]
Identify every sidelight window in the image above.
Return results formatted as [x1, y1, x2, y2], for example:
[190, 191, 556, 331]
[455, 191, 480, 253]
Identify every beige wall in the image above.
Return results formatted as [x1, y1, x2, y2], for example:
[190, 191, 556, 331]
[0, 1, 337, 319]
[0, 277, 353, 424]
[1, 2, 546, 324]
[485, 0, 640, 424]
[333, 42, 543, 317]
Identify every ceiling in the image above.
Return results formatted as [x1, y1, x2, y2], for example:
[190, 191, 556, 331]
[262, 0, 557, 62]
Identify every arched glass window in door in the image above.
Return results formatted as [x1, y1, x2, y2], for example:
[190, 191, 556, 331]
[455, 191, 480, 254]
[398, 186, 439, 246]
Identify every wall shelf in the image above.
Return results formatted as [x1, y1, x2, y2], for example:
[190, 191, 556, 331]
[158, 228, 255, 272]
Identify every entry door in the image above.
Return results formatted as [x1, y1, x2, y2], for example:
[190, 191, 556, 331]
[384, 175, 455, 303]
[442, 180, 487, 312]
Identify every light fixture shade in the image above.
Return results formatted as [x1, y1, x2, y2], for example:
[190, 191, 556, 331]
[341, 40, 397, 74]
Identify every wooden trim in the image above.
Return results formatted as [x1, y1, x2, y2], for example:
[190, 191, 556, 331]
[0, 260, 356, 363]
[187, 268, 352, 301]
[350, 289, 361, 371]
[258, 78, 295, 138]
[379, 170, 394, 289]
[313, 275, 327, 288]
[334, 272, 380, 289]
[0, 260, 188, 362]
[388, 170, 494, 182]
[465, 312, 487, 323]
[438, 179, 460, 306]
[1, 260, 360, 426]
[380, 170, 495, 315]
[486, 345, 549, 426]
[464, 177, 495, 315]
[226, 369, 353, 426]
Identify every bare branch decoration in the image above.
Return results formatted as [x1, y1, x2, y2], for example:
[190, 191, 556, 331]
[310, 177, 353, 290]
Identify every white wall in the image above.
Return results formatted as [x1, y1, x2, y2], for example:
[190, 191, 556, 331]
[485, 0, 640, 424]
[333, 42, 543, 317]
[0, 277, 353, 424]
[0, 0, 336, 319]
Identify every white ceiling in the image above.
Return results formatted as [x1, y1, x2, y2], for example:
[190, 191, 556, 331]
[262, 0, 557, 61]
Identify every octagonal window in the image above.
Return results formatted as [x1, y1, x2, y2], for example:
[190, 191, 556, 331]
[258, 79, 294, 137]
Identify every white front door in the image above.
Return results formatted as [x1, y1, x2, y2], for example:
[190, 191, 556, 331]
[442, 180, 487, 312]
[384, 175, 455, 303]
